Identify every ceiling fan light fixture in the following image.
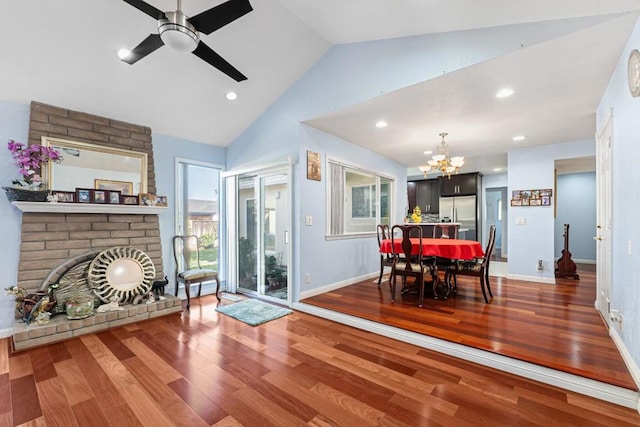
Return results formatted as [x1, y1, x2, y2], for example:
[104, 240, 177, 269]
[158, 11, 199, 53]
[117, 48, 131, 60]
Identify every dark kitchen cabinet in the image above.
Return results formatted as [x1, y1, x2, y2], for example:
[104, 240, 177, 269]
[439, 172, 481, 196]
[407, 179, 439, 213]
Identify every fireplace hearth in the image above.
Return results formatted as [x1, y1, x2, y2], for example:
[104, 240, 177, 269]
[12, 295, 182, 351]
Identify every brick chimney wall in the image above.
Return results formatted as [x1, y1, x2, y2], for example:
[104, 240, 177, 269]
[16, 102, 164, 292]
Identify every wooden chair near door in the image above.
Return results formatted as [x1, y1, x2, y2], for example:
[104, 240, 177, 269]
[444, 225, 496, 303]
[173, 235, 221, 309]
[376, 224, 395, 285]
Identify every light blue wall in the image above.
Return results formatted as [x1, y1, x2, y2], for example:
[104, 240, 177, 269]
[597, 15, 640, 373]
[0, 100, 30, 331]
[507, 140, 595, 279]
[227, 18, 604, 297]
[555, 173, 596, 261]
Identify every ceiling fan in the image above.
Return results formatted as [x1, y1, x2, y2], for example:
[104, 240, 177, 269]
[120, 0, 252, 81]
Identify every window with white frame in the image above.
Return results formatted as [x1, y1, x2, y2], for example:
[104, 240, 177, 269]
[328, 159, 393, 236]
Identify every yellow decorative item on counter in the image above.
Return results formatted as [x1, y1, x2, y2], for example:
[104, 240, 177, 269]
[411, 206, 422, 223]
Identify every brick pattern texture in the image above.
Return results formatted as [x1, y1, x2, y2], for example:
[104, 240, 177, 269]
[28, 101, 156, 194]
[16, 101, 164, 292]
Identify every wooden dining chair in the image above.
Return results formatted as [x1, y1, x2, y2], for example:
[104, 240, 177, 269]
[389, 224, 429, 307]
[173, 235, 220, 309]
[432, 224, 458, 298]
[444, 225, 496, 303]
[376, 224, 395, 285]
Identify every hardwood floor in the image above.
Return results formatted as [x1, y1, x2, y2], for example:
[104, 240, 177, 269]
[2, 292, 640, 426]
[302, 264, 637, 391]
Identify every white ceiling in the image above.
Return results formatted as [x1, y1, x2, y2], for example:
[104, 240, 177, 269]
[2, 0, 640, 175]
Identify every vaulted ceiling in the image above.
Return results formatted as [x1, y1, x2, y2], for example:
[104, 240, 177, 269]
[2, 1, 639, 174]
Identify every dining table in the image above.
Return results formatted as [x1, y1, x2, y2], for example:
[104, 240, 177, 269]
[379, 237, 484, 299]
[379, 237, 484, 260]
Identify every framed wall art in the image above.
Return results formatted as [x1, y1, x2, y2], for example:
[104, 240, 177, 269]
[510, 188, 552, 207]
[307, 150, 321, 181]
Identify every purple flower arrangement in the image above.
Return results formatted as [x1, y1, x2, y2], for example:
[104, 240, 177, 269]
[7, 140, 62, 189]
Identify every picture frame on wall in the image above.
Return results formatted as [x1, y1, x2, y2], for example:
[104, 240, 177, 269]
[76, 188, 93, 203]
[307, 150, 321, 181]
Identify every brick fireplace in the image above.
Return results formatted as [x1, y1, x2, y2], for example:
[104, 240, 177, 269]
[9, 101, 180, 350]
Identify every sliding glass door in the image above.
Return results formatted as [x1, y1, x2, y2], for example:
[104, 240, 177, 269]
[236, 169, 289, 301]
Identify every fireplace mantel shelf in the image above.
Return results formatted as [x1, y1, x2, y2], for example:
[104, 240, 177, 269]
[12, 201, 168, 214]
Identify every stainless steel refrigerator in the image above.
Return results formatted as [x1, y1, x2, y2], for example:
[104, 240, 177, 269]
[439, 195, 478, 241]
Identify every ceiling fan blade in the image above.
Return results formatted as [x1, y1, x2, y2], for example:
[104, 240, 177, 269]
[121, 0, 166, 20]
[122, 34, 165, 65]
[192, 41, 247, 82]
[188, 0, 253, 35]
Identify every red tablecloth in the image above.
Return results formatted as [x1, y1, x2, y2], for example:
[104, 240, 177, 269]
[380, 238, 483, 260]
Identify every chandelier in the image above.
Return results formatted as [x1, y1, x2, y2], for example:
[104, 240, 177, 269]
[418, 132, 464, 177]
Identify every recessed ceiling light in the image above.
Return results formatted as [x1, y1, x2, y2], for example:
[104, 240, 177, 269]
[493, 167, 502, 172]
[375, 120, 388, 128]
[513, 135, 526, 141]
[225, 91, 238, 101]
[117, 48, 131, 60]
[496, 88, 514, 98]
[423, 150, 433, 155]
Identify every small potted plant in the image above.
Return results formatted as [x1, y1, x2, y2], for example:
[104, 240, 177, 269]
[3, 139, 62, 202]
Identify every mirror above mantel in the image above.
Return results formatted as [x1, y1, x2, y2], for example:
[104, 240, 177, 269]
[42, 137, 148, 194]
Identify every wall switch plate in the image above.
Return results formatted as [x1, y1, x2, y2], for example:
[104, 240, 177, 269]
[628, 240, 632, 256]
[304, 273, 311, 284]
[516, 217, 526, 225]
[305, 215, 313, 226]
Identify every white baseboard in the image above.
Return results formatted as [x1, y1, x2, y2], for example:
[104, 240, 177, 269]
[610, 327, 640, 390]
[293, 303, 640, 410]
[0, 328, 13, 339]
[574, 259, 596, 264]
[300, 272, 378, 299]
[506, 273, 556, 284]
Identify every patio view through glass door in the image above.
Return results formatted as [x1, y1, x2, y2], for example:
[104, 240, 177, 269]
[237, 171, 289, 301]
[175, 159, 221, 295]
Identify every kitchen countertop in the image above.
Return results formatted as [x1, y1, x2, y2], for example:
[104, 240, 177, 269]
[409, 222, 461, 225]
